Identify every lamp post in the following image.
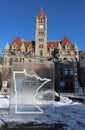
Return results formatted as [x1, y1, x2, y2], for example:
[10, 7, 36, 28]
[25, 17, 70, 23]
[73, 60, 78, 94]
[52, 49, 60, 100]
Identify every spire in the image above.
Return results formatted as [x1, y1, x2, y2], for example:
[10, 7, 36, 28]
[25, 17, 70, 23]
[20, 43, 25, 50]
[38, 8, 45, 18]
[4, 42, 9, 50]
[74, 43, 78, 50]
[57, 42, 62, 50]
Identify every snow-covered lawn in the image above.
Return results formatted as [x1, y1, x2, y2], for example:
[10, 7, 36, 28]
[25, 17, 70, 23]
[0, 94, 85, 130]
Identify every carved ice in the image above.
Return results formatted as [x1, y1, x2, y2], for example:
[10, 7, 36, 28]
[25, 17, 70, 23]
[13, 69, 51, 114]
[10, 62, 54, 114]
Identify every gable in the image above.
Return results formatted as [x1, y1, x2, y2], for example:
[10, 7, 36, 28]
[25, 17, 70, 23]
[61, 36, 73, 49]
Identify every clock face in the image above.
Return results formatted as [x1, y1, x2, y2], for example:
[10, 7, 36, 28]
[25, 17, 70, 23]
[39, 24, 44, 29]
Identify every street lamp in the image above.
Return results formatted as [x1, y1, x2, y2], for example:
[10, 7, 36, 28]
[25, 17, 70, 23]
[72, 60, 78, 94]
[52, 49, 60, 100]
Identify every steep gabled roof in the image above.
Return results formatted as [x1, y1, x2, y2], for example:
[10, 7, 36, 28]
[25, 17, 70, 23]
[9, 36, 75, 51]
[61, 36, 73, 49]
[9, 37, 32, 51]
[10, 37, 21, 50]
[47, 36, 74, 50]
[38, 8, 45, 19]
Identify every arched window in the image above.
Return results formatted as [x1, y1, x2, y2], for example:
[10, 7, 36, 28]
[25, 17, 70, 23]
[12, 43, 17, 52]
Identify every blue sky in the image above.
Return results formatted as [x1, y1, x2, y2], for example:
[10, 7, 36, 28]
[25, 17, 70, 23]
[0, 0, 85, 50]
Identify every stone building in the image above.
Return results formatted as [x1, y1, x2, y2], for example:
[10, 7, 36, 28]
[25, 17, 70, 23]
[3, 9, 79, 91]
[78, 50, 85, 91]
[79, 50, 85, 68]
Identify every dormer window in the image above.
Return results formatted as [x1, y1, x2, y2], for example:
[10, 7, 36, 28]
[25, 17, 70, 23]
[29, 46, 31, 50]
[65, 43, 70, 50]
[51, 46, 54, 50]
[67, 44, 68, 48]
[14, 44, 16, 48]
[12, 43, 17, 52]
[27, 46, 32, 52]
[14, 43, 17, 48]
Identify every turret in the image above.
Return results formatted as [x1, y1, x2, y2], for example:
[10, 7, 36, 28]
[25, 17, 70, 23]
[4, 42, 9, 54]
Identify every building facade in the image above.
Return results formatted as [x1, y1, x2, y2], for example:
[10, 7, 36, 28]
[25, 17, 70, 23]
[78, 51, 85, 91]
[3, 9, 79, 92]
[79, 50, 85, 68]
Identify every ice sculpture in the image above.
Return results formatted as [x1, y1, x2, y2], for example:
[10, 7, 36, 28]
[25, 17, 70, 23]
[10, 62, 54, 114]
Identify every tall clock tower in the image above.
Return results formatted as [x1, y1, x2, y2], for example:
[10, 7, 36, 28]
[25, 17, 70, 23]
[35, 8, 48, 58]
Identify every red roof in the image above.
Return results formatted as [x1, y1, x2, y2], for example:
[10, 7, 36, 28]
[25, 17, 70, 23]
[9, 36, 74, 51]
[61, 36, 73, 49]
[10, 37, 21, 50]
[24, 42, 32, 49]
[47, 36, 74, 49]
[10, 37, 32, 51]
[38, 9, 45, 19]
[47, 41, 58, 48]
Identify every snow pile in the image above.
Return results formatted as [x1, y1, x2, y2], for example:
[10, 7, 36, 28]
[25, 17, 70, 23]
[36, 90, 80, 106]
[0, 91, 81, 109]
[0, 94, 9, 109]
[54, 92, 80, 106]
[0, 92, 84, 129]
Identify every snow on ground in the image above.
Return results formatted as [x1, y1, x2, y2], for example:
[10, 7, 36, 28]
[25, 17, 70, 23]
[0, 94, 9, 109]
[0, 93, 85, 129]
